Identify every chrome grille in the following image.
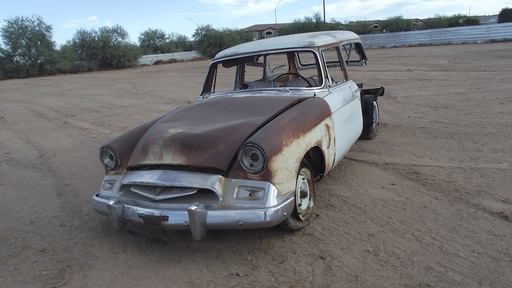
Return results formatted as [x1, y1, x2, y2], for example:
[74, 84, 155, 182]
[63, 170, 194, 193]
[119, 185, 219, 204]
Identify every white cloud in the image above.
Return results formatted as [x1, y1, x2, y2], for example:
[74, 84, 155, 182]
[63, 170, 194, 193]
[62, 16, 112, 29]
[199, 0, 240, 5]
[196, 0, 301, 17]
[295, 0, 506, 22]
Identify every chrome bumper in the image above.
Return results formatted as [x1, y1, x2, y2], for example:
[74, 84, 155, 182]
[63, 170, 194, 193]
[92, 193, 294, 241]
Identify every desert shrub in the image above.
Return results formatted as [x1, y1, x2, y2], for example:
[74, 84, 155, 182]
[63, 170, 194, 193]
[498, 8, 512, 23]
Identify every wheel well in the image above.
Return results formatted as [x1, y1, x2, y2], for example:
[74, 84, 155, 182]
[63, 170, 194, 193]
[304, 147, 325, 181]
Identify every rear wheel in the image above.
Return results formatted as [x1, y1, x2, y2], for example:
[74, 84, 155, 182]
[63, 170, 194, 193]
[360, 95, 379, 140]
[281, 159, 315, 231]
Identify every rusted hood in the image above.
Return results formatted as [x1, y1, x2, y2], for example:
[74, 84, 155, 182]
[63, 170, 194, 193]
[127, 96, 303, 172]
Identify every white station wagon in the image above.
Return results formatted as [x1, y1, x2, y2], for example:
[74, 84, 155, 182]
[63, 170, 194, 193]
[93, 31, 384, 241]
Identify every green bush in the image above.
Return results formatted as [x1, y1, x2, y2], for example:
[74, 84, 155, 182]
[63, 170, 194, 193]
[383, 16, 411, 32]
[463, 18, 480, 26]
[498, 8, 512, 23]
[345, 22, 374, 35]
[278, 13, 342, 36]
[193, 25, 251, 58]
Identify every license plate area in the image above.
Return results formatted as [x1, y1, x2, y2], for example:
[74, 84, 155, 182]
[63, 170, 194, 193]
[138, 213, 169, 227]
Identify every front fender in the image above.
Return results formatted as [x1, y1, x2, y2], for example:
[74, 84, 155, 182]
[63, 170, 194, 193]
[228, 97, 335, 195]
[103, 116, 163, 175]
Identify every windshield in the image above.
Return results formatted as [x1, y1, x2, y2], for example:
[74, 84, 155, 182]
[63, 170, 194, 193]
[201, 50, 322, 96]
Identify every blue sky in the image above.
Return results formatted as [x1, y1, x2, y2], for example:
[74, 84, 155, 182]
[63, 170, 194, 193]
[1, 0, 508, 46]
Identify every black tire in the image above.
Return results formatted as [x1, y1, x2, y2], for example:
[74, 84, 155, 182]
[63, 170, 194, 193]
[360, 94, 379, 140]
[281, 159, 315, 231]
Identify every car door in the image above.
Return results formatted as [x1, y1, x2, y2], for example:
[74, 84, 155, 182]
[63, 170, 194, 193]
[321, 46, 363, 165]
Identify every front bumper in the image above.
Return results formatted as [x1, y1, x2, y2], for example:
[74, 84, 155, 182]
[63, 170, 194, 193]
[93, 194, 294, 241]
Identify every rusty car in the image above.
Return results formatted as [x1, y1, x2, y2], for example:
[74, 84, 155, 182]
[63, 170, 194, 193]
[92, 31, 384, 241]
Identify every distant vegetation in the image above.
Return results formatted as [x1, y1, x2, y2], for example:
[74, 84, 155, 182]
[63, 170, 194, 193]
[138, 29, 192, 54]
[0, 8, 509, 80]
[192, 24, 252, 58]
[0, 15, 193, 79]
[498, 7, 512, 23]
[278, 13, 342, 35]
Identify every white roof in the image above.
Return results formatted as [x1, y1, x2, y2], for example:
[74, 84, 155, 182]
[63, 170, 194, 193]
[214, 31, 361, 60]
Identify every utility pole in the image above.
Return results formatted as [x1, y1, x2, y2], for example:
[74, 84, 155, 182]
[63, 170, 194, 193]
[323, 0, 326, 30]
[188, 18, 199, 27]
[469, 0, 476, 16]
[274, 0, 282, 24]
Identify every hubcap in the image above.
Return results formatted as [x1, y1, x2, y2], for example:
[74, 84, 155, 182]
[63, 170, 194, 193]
[296, 167, 313, 220]
[372, 101, 379, 129]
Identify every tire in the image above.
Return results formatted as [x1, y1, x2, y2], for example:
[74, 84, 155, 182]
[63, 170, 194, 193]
[281, 159, 315, 231]
[360, 94, 379, 140]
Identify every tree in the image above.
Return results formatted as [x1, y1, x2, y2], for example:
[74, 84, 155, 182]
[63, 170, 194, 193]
[138, 28, 168, 54]
[346, 22, 374, 35]
[423, 14, 478, 29]
[279, 13, 342, 35]
[193, 25, 251, 58]
[498, 7, 512, 23]
[167, 32, 190, 52]
[0, 47, 17, 79]
[463, 17, 480, 26]
[424, 15, 450, 29]
[446, 14, 467, 27]
[138, 30, 191, 54]
[54, 42, 84, 73]
[0, 15, 55, 78]
[71, 24, 140, 70]
[382, 16, 411, 32]
[71, 29, 98, 68]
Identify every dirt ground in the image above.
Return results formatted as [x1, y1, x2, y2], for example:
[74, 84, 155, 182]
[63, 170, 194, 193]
[1, 42, 511, 288]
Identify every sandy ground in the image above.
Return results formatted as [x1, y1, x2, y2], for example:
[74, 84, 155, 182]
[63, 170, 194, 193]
[0, 42, 511, 288]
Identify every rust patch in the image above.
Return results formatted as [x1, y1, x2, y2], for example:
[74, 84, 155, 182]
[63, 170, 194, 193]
[104, 116, 162, 175]
[324, 123, 332, 148]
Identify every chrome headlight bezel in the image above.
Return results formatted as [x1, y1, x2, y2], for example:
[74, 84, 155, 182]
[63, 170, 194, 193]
[99, 146, 119, 171]
[238, 143, 267, 175]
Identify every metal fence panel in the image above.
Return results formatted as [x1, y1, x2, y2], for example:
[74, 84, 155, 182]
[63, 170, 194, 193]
[360, 23, 512, 48]
[138, 51, 203, 65]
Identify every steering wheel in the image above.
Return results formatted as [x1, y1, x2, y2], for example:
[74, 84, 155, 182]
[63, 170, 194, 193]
[271, 64, 287, 73]
[274, 72, 313, 87]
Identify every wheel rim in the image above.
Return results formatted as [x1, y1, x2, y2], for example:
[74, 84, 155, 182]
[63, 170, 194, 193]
[371, 101, 379, 129]
[296, 167, 313, 220]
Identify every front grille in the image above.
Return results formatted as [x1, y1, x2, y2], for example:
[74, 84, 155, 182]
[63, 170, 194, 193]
[119, 184, 219, 205]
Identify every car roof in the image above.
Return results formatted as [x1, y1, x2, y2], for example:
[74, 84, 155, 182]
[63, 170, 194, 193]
[214, 31, 361, 60]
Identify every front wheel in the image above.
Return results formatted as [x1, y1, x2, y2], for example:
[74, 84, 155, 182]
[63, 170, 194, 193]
[360, 95, 379, 140]
[281, 159, 315, 231]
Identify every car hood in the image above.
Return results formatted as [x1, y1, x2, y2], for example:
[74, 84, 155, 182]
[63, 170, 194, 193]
[127, 96, 303, 173]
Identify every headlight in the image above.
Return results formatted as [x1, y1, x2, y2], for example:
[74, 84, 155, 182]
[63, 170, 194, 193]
[238, 143, 267, 175]
[99, 146, 118, 171]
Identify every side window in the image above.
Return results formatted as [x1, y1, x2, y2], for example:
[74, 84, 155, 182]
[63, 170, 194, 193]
[322, 47, 347, 86]
[342, 43, 367, 66]
[212, 63, 238, 93]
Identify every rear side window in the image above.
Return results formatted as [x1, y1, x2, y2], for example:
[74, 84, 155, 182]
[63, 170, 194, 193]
[322, 47, 347, 85]
[342, 43, 367, 66]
